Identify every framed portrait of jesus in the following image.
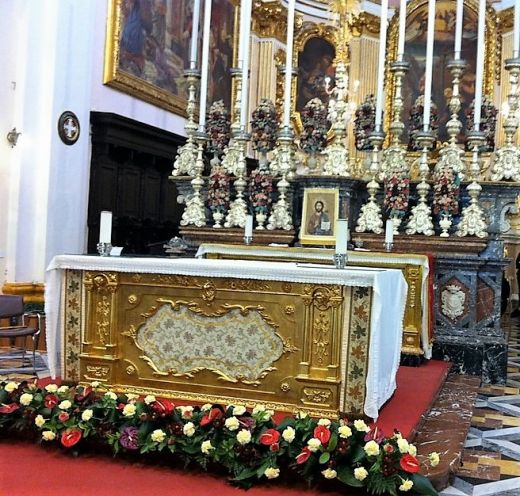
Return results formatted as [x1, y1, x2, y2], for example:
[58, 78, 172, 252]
[300, 188, 339, 246]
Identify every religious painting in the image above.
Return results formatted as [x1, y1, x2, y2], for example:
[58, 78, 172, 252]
[104, 0, 235, 115]
[300, 188, 339, 246]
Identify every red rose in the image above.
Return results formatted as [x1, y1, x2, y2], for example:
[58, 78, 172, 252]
[313, 425, 331, 445]
[400, 454, 420, 473]
[200, 408, 223, 427]
[383, 443, 394, 454]
[259, 428, 281, 446]
[151, 399, 175, 416]
[270, 443, 280, 452]
[0, 403, 20, 414]
[44, 394, 59, 408]
[296, 447, 312, 465]
[58, 412, 70, 422]
[60, 428, 82, 448]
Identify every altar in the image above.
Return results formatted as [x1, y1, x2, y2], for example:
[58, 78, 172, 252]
[45, 255, 407, 419]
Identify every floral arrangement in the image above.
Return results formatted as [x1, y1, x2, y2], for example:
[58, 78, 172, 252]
[384, 171, 410, 220]
[465, 96, 497, 152]
[354, 95, 377, 151]
[432, 166, 461, 218]
[408, 96, 438, 152]
[250, 99, 279, 155]
[0, 380, 439, 495]
[206, 100, 231, 157]
[248, 168, 274, 215]
[207, 165, 231, 213]
[299, 98, 329, 155]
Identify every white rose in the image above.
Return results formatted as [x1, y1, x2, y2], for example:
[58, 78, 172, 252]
[399, 480, 413, 492]
[4, 382, 18, 393]
[264, 467, 280, 479]
[252, 404, 266, 415]
[364, 440, 380, 457]
[318, 418, 331, 427]
[225, 416, 240, 431]
[34, 415, 46, 428]
[201, 403, 212, 412]
[408, 444, 417, 456]
[58, 400, 72, 410]
[233, 405, 246, 416]
[104, 391, 117, 401]
[397, 438, 410, 454]
[321, 468, 337, 479]
[122, 404, 136, 417]
[307, 438, 322, 452]
[57, 385, 69, 394]
[20, 393, 33, 406]
[81, 409, 93, 422]
[151, 429, 166, 443]
[338, 425, 352, 438]
[282, 426, 296, 443]
[236, 429, 252, 445]
[44, 384, 58, 393]
[42, 431, 56, 441]
[90, 381, 100, 388]
[354, 419, 370, 432]
[183, 422, 196, 437]
[354, 467, 368, 481]
[201, 440, 214, 455]
[144, 395, 156, 405]
[429, 452, 440, 467]
[178, 406, 194, 419]
[126, 393, 139, 401]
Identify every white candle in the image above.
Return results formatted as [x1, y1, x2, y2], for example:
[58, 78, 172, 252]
[454, 0, 463, 59]
[283, 0, 296, 128]
[385, 219, 394, 244]
[198, 0, 213, 129]
[514, 0, 520, 58]
[99, 211, 112, 244]
[189, 0, 201, 69]
[397, 0, 407, 61]
[335, 219, 348, 255]
[245, 214, 253, 237]
[239, 0, 253, 129]
[375, 0, 389, 129]
[422, 0, 436, 131]
[473, 0, 486, 130]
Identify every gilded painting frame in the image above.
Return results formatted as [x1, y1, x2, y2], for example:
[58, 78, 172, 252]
[300, 188, 340, 246]
[104, 0, 237, 116]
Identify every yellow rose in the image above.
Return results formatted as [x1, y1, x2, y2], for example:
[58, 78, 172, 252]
[126, 393, 139, 401]
[399, 480, 413, 492]
[354, 419, 370, 432]
[81, 409, 93, 422]
[397, 438, 410, 454]
[183, 422, 196, 437]
[318, 418, 331, 427]
[233, 405, 246, 416]
[264, 467, 280, 479]
[307, 438, 322, 452]
[122, 404, 136, 417]
[321, 468, 337, 479]
[58, 400, 72, 410]
[338, 425, 352, 438]
[57, 385, 69, 394]
[225, 416, 240, 431]
[354, 467, 368, 481]
[42, 431, 56, 441]
[35, 415, 46, 428]
[364, 440, 380, 457]
[20, 393, 33, 406]
[151, 429, 166, 443]
[44, 384, 58, 393]
[429, 452, 440, 467]
[4, 382, 18, 393]
[236, 429, 252, 445]
[282, 426, 296, 443]
[408, 444, 417, 456]
[104, 391, 117, 401]
[201, 440, 214, 454]
[144, 395, 156, 405]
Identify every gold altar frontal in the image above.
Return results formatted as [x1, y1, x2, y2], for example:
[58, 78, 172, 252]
[62, 267, 378, 419]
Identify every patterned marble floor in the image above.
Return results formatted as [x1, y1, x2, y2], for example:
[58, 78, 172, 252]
[441, 316, 520, 496]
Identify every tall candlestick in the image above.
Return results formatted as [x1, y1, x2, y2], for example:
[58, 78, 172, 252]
[514, 0, 520, 58]
[335, 219, 348, 255]
[397, 0, 407, 61]
[239, 0, 253, 129]
[454, 0, 463, 59]
[473, 0, 486, 130]
[99, 211, 112, 244]
[375, 0, 389, 129]
[189, 0, 201, 69]
[198, 0, 213, 130]
[422, 0, 436, 131]
[283, 0, 296, 128]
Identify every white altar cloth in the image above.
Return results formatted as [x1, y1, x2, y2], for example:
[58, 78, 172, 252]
[45, 255, 407, 419]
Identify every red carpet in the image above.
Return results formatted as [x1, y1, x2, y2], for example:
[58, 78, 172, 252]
[2, 361, 450, 495]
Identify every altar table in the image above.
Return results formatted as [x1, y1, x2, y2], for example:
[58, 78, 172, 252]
[45, 255, 407, 419]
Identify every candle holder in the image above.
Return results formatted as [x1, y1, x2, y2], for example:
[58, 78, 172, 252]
[267, 127, 295, 231]
[224, 132, 250, 228]
[96, 242, 112, 257]
[172, 69, 201, 176]
[384, 242, 394, 252]
[180, 131, 208, 228]
[221, 69, 243, 176]
[243, 235, 253, 245]
[406, 130, 435, 236]
[491, 57, 520, 181]
[355, 130, 384, 234]
[456, 130, 488, 238]
[333, 253, 347, 269]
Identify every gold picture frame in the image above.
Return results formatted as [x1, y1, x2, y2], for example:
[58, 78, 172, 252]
[300, 188, 340, 246]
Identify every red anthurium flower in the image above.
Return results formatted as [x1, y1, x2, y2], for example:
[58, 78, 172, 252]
[259, 428, 280, 446]
[151, 399, 175, 416]
[296, 447, 312, 465]
[314, 425, 331, 445]
[75, 386, 92, 402]
[60, 428, 82, 448]
[44, 394, 59, 408]
[200, 407, 223, 427]
[0, 403, 19, 414]
[58, 412, 70, 422]
[400, 454, 420, 473]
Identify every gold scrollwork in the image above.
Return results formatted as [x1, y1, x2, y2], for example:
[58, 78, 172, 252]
[227, 279, 271, 291]
[303, 285, 343, 310]
[200, 281, 217, 303]
[303, 387, 332, 404]
[313, 313, 331, 364]
[85, 365, 110, 379]
[95, 296, 111, 345]
[84, 272, 118, 293]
